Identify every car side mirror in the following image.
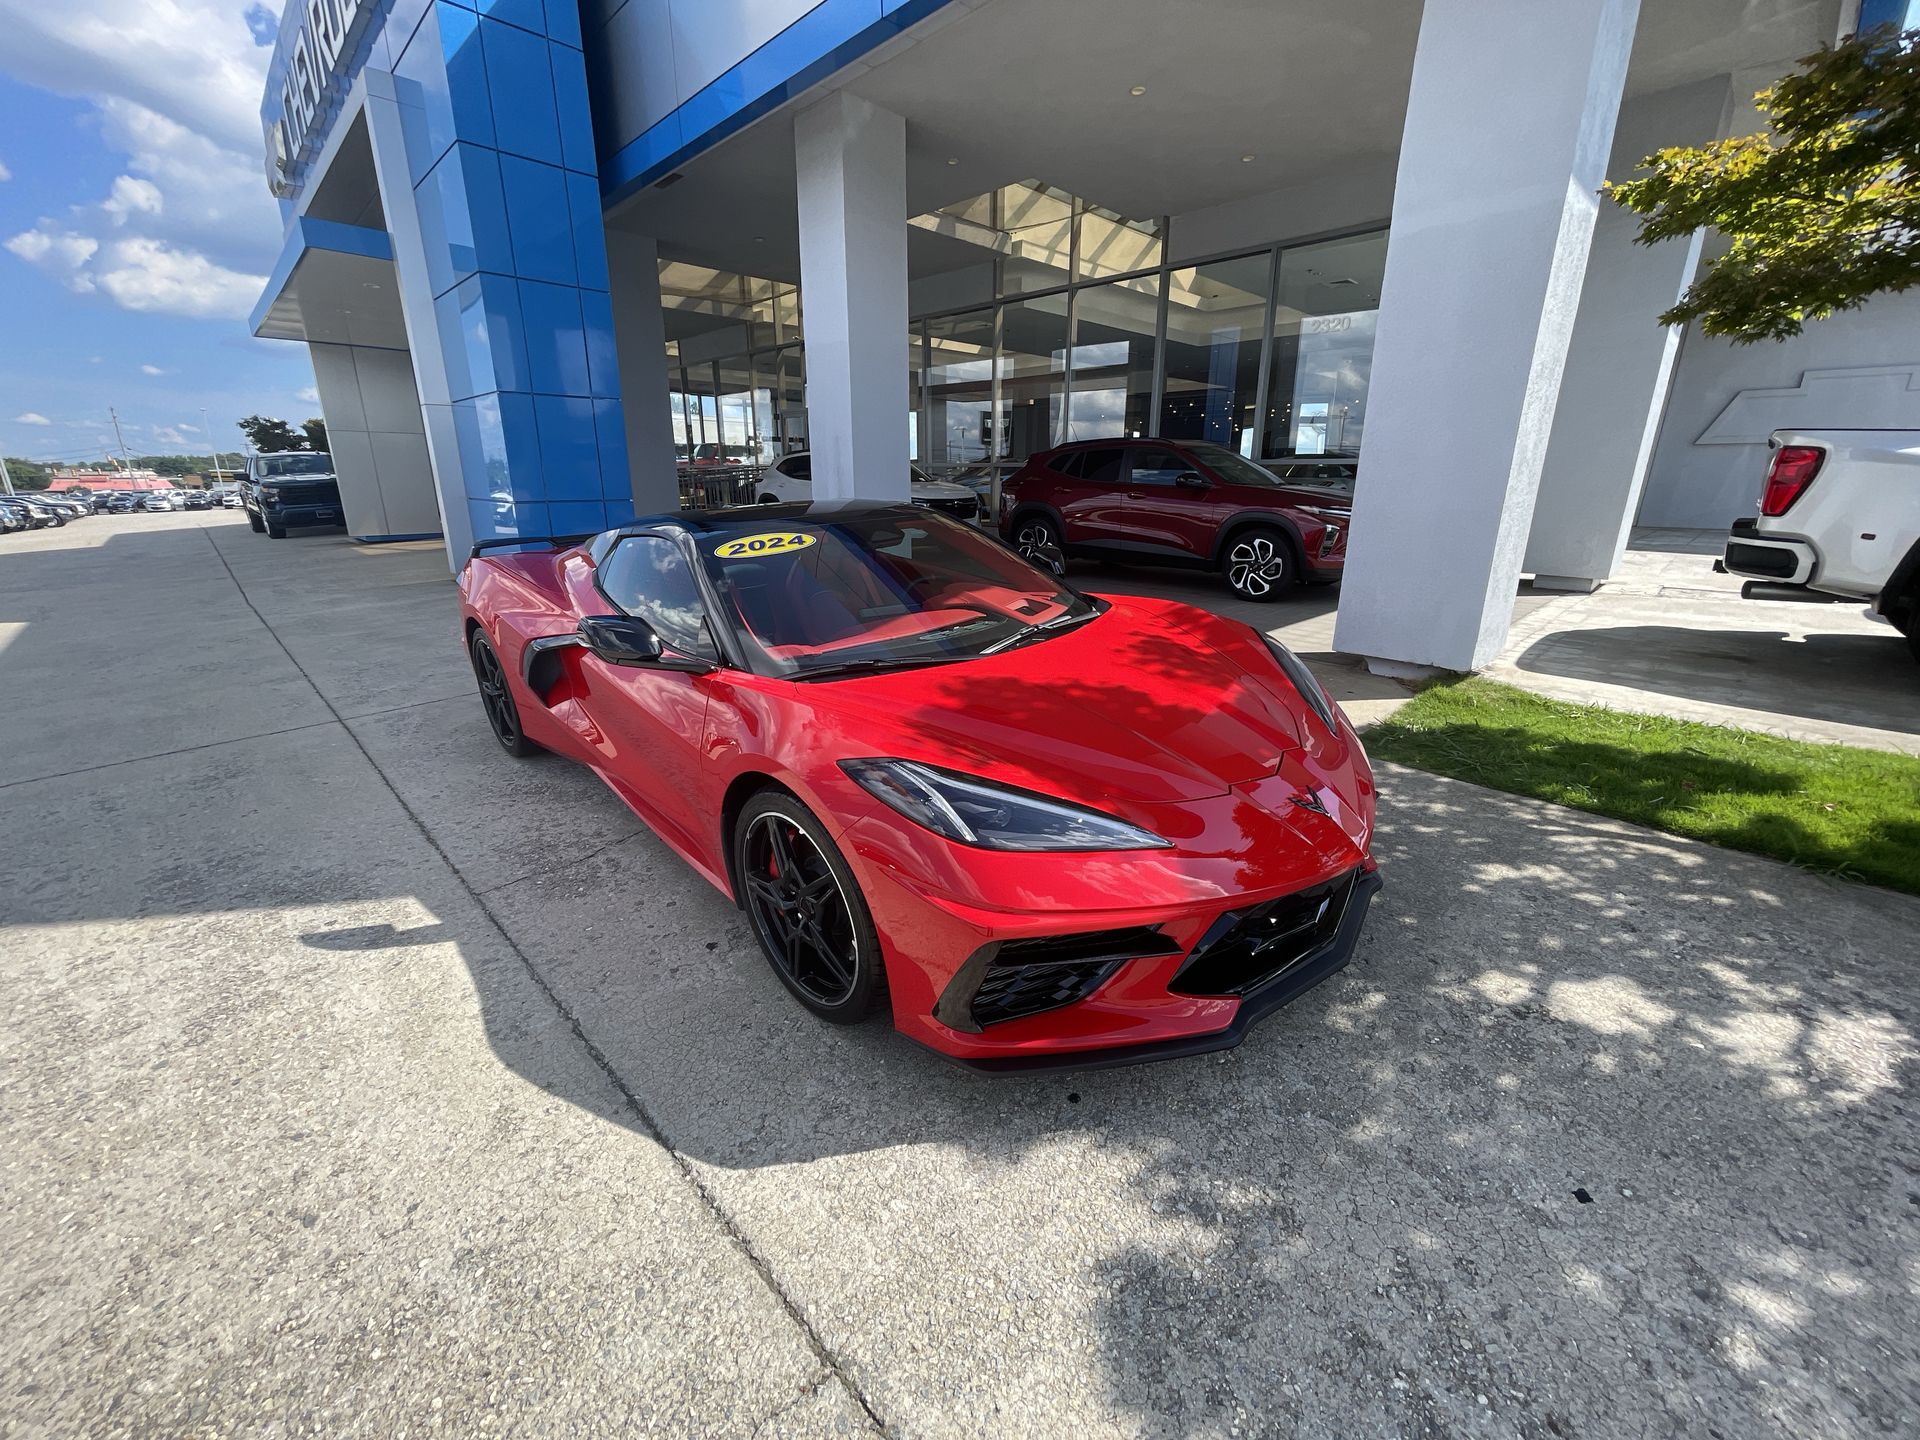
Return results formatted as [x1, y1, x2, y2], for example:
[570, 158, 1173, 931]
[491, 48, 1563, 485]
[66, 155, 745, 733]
[1174, 471, 1211, 490]
[577, 616, 714, 674]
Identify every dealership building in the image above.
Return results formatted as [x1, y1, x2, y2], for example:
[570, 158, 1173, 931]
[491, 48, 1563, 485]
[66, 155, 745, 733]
[250, 0, 1920, 672]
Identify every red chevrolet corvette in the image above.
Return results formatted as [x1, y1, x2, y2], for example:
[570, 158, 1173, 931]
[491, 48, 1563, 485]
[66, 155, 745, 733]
[458, 502, 1379, 1070]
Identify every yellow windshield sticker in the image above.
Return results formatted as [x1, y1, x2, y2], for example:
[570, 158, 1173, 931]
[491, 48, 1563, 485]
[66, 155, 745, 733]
[714, 531, 819, 559]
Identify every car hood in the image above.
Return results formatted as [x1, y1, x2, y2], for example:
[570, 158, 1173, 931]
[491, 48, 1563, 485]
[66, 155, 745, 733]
[804, 597, 1308, 806]
[908, 479, 977, 501]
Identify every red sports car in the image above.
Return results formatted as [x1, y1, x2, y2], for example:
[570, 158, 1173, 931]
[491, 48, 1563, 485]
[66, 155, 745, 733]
[458, 503, 1379, 1070]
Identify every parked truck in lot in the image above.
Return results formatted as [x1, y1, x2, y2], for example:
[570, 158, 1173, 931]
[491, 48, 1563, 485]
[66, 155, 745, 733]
[1720, 429, 1920, 664]
[239, 451, 343, 539]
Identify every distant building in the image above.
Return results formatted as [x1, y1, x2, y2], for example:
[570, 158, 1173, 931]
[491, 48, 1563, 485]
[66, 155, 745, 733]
[50, 469, 175, 493]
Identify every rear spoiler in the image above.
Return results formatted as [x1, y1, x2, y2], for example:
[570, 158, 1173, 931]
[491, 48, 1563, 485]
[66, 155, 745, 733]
[467, 533, 597, 562]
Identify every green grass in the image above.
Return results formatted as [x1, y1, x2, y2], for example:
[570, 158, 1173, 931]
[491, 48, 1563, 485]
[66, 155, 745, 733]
[1365, 677, 1920, 896]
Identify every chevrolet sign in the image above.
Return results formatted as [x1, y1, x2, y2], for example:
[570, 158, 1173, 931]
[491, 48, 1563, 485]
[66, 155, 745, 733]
[264, 0, 382, 198]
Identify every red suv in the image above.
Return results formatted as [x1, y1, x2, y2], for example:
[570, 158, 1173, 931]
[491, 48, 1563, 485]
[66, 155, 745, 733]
[998, 439, 1353, 601]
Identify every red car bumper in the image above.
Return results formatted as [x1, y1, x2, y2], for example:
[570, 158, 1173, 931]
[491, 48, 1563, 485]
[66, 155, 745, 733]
[836, 752, 1378, 1070]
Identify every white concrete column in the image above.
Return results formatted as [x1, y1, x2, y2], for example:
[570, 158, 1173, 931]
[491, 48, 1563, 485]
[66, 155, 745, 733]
[1524, 77, 1729, 591]
[606, 230, 684, 515]
[794, 92, 910, 501]
[1332, 0, 1641, 674]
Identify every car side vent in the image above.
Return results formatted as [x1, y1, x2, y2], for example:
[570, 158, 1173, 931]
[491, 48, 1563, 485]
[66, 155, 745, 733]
[1171, 870, 1359, 997]
[937, 927, 1180, 1031]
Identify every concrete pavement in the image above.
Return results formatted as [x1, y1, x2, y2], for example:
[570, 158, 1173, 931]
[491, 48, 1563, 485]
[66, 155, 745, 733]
[3, 511, 1916, 1438]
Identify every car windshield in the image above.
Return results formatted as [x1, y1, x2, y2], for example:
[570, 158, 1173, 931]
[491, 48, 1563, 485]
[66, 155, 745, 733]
[1184, 444, 1294, 489]
[693, 510, 1095, 679]
[259, 454, 332, 477]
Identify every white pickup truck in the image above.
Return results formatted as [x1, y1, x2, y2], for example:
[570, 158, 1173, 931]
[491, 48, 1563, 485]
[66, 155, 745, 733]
[1719, 428, 1920, 664]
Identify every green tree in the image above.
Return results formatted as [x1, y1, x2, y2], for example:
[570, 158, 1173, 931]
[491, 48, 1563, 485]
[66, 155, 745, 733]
[302, 417, 329, 452]
[3, 458, 52, 490]
[237, 415, 306, 453]
[1608, 24, 1920, 342]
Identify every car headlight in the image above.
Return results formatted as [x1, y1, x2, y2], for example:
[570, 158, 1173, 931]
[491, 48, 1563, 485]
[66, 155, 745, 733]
[1263, 635, 1340, 733]
[840, 759, 1170, 851]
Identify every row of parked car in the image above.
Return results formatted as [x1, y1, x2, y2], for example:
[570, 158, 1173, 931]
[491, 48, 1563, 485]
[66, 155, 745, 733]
[0, 485, 245, 533]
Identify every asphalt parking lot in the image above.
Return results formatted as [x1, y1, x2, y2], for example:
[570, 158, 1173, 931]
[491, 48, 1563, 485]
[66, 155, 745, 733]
[4, 512, 1916, 1438]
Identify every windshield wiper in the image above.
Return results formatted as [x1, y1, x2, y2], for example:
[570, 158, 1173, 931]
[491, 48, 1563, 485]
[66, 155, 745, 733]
[979, 607, 1100, 656]
[792, 655, 971, 683]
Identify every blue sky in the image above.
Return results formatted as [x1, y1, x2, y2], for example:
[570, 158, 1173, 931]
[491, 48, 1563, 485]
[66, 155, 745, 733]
[0, 1, 320, 465]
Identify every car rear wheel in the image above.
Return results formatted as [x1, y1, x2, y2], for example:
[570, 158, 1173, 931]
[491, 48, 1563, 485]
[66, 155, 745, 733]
[1222, 525, 1296, 602]
[469, 630, 541, 758]
[735, 792, 886, 1025]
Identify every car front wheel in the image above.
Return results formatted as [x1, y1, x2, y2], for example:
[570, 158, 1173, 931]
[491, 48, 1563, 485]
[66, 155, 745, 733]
[247, 510, 265, 533]
[735, 791, 886, 1025]
[1222, 526, 1296, 602]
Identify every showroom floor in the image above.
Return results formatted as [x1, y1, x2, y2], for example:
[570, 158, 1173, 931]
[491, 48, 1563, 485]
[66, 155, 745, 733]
[3, 512, 1916, 1438]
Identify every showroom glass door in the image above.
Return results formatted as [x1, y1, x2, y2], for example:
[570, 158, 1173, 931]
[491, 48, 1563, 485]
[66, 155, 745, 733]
[1263, 231, 1386, 460]
[1158, 253, 1271, 455]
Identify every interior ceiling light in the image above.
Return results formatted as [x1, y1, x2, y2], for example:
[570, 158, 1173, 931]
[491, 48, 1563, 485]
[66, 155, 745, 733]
[1241, 154, 1256, 163]
[1130, 85, 1147, 96]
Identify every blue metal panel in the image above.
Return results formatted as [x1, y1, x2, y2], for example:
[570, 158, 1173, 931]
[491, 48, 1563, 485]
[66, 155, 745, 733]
[480, 0, 549, 34]
[579, 288, 621, 398]
[392, 2, 497, 183]
[550, 499, 612, 532]
[519, 279, 592, 395]
[499, 155, 579, 285]
[417, 143, 513, 296]
[482, 17, 564, 164]
[544, 0, 585, 49]
[534, 394, 604, 495]
[566, 171, 612, 290]
[594, 398, 631, 495]
[550, 41, 601, 174]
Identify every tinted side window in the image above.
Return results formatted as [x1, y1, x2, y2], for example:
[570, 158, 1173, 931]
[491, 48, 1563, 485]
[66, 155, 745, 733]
[1046, 450, 1084, 477]
[781, 455, 813, 481]
[599, 536, 718, 660]
[1128, 449, 1191, 487]
[1078, 448, 1127, 485]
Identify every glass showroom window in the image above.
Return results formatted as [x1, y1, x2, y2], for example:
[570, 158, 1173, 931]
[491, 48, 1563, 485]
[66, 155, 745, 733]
[998, 182, 1075, 294]
[1159, 252, 1271, 454]
[925, 310, 996, 466]
[1067, 274, 1160, 442]
[999, 294, 1070, 460]
[1075, 204, 1163, 284]
[1264, 230, 1386, 458]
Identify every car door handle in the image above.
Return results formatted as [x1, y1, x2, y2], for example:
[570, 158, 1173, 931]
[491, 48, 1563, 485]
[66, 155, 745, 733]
[1126, 491, 1146, 499]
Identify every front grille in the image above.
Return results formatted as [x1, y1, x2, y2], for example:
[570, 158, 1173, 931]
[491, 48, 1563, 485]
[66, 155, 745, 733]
[267, 481, 336, 507]
[943, 927, 1179, 1029]
[919, 496, 981, 520]
[1171, 870, 1359, 997]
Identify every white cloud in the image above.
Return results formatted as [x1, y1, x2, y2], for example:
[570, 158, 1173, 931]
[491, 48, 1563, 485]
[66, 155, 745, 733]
[297, 386, 320, 405]
[95, 237, 264, 320]
[15, 412, 52, 426]
[102, 174, 164, 225]
[152, 424, 195, 446]
[0, 1, 283, 319]
[140, 364, 170, 376]
[0, 159, 12, 182]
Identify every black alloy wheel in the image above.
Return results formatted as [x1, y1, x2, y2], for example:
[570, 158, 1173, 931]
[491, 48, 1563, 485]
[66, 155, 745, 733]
[469, 630, 540, 757]
[736, 793, 885, 1023]
[1222, 525, 1296, 602]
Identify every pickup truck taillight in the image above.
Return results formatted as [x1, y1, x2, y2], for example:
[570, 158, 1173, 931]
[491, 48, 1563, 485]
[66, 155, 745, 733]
[1760, 445, 1823, 516]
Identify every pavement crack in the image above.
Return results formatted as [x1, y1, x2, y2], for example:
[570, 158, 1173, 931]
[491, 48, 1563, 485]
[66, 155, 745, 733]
[475, 827, 651, 895]
[201, 528, 896, 1438]
[0, 721, 338, 792]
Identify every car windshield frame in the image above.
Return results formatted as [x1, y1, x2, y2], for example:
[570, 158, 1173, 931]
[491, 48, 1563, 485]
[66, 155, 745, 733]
[651, 509, 1100, 681]
[258, 455, 333, 478]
